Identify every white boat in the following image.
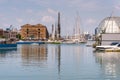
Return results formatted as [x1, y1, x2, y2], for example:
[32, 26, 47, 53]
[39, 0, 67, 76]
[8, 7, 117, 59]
[62, 40, 76, 44]
[72, 12, 87, 43]
[31, 43, 39, 45]
[96, 42, 120, 51]
[16, 40, 45, 44]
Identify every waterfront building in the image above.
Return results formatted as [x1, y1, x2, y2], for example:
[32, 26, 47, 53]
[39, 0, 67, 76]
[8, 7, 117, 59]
[0, 29, 4, 38]
[84, 32, 92, 40]
[95, 17, 120, 45]
[20, 24, 49, 40]
[3, 26, 18, 40]
[4, 31, 17, 40]
[96, 17, 120, 34]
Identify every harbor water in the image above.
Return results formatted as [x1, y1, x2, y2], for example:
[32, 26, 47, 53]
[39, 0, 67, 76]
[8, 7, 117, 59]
[0, 43, 120, 80]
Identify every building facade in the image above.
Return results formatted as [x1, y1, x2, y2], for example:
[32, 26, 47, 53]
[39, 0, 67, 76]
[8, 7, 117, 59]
[0, 29, 4, 38]
[0, 27, 18, 40]
[20, 24, 49, 40]
[96, 17, 120, 34]
[4, 31, 18, 40]
[95, 17, 120, 45]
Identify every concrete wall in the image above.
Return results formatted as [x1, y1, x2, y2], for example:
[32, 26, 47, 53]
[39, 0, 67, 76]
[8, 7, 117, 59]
[101, 33, 120, 45]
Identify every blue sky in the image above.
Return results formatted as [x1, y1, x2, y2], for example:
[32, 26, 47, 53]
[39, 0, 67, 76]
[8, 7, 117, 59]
[0, 0, 120, 35]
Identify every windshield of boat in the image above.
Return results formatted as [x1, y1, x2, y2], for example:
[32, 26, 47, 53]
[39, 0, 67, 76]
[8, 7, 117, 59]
[110, 42, 119, 45]
[118, 44, 120, 47]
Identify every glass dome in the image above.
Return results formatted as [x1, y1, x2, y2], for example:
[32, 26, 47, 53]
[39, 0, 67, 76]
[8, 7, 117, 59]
[97, 17, 120, 34]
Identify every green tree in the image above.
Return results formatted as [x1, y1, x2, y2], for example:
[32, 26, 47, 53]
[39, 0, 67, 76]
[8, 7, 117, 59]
[16, 34, 21, 40]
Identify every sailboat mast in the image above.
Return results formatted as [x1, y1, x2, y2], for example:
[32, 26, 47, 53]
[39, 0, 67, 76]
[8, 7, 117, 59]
[58, 12, 61, 39]
[75, 12, 81, 39]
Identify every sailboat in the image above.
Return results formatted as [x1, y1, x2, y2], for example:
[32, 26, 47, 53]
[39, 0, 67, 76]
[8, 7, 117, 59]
[72, 13, 87, 43]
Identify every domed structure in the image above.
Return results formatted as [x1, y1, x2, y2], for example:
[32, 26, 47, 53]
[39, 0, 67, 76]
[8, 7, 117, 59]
[97, 17, 120, 34]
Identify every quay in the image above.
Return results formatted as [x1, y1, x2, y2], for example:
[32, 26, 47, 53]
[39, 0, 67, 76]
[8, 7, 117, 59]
[16, 40, 45, 44]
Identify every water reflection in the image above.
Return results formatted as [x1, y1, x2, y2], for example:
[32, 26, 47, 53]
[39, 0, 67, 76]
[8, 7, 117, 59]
[0, 49, 17, 58]
[21, 44, 48, 67]
[1, 44, 117, 80]
[56, 45, 61, 79]
[47, 44, 61, 79]
[94, 51, 120, 79]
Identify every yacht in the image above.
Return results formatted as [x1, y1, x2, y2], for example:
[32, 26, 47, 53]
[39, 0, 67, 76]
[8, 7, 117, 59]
[96, 42, 120, 51]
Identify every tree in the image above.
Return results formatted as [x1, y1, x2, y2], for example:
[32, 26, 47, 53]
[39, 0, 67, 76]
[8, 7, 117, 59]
[16, 34, 21, 40]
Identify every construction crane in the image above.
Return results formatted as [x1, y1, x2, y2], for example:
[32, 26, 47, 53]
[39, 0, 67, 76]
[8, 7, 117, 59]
[9, 25, 13, 31]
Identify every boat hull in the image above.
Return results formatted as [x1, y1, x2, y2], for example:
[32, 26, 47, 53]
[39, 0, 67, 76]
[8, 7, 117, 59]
[16, 41, 45, 44]
[0, 44, 17, 49]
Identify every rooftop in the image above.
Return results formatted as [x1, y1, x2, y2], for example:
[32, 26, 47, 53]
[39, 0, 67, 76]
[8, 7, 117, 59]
[97, 16, 120, 34]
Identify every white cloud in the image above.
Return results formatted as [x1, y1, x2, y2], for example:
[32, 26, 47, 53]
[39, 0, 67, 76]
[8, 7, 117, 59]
[86, 18, 96, 25]
[16, 18, 23, 23]
[29, 19, 35, 23]
[68, 0, 100, 11]
[42, 16, 55, 23]
[2, 23, 10, 27]
[47, 8, 57, 15]
[115, 5, 120, 10]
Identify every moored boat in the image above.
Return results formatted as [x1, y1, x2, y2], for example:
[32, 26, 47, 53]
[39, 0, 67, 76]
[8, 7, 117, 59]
[16, 40, 45, 44]
[0, 39, 17, 49]
[62, 40, 76, 44]
[95, 42, 120, 51]
[0, 44, 17, 49]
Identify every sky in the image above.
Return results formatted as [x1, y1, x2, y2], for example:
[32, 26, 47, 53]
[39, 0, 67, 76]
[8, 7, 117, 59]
[0, 0, 120, 36]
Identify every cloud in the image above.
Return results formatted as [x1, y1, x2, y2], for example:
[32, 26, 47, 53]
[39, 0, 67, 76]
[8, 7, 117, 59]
[86, 18, 97, 25]
[68, 0, 100, 11]
[114, 4, 120, 10]
[42, 16, 55, 23]
[47, 8, 57, 15]
[2, 23, 10, 27]
[16, 18, 23, 23]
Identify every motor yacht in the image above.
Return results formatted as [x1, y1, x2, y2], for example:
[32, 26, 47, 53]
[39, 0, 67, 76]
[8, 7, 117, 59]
[96, 42, 120, 51]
